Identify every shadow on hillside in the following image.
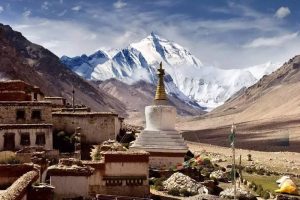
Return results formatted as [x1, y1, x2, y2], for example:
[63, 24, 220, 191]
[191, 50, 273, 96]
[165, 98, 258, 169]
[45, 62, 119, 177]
[182, 127, 300, 153]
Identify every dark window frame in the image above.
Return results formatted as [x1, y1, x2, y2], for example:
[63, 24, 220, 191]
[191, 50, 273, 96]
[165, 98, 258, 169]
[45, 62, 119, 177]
[35, 132, 46, 145]
[16, 109, 26, 120]
[20, 132, 30, 146]
[31, 110, 42, 120]
[3, 132, 15, 150]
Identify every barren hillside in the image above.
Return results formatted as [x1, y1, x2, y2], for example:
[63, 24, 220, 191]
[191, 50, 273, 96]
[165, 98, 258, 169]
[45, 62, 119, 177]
[179, 55, 300, 152]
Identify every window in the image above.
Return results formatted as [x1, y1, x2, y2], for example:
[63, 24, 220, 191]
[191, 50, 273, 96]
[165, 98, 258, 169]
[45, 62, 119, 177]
[16, 110, 25, 120]
[31, 110, 41, 120]
[4, 133, 15, 150]
[36, 133, 46, 145]
[33, 93, 38, 101]
[20, 133, 30, 146]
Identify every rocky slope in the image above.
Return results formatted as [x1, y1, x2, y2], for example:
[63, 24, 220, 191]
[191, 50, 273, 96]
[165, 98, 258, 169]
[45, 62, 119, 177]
[211, 55, 300, 119]
[0, 23, 125, 114]
[62, 33, 279, 110]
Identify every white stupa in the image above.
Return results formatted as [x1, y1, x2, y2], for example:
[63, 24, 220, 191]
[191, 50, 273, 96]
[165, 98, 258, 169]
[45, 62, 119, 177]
[130, 62, 188, 168]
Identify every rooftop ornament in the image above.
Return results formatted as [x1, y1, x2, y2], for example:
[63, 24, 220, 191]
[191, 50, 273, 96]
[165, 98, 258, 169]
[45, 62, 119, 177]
[154, 62, 167, 104]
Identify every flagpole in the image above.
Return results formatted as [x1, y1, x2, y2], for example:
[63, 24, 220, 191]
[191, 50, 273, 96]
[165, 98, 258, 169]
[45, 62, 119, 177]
[232, 124, 237, 200]
[233, 138, 236, 200]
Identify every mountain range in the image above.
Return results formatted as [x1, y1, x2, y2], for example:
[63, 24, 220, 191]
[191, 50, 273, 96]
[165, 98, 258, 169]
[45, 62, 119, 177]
[0, 23, 202, 118]
[0, 23, 125, 114]
[62, 32, 280, 110]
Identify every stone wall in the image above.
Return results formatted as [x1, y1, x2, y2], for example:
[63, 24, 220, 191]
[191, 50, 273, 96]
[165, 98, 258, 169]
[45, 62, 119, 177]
[0, 125, 53, 151]
[49, 152, 150, 198]
[50, 176, 89, 198]
[87, 151, 150, 197]
[0, 102, 52, 124]
[0, 170, 39, 200]
[52, 112, 120, 144]
[44, 97, 66, 107]
[0, 164, 36, 188]
[149, 156, 184, 168]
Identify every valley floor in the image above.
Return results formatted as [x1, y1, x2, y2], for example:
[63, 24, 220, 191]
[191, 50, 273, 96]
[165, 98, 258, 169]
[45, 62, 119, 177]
[179, 114, 300, 153]
[187, 142, 300, 176]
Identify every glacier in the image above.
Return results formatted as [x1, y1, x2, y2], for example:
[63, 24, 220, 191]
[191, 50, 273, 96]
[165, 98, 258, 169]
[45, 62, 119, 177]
[61, 32, 280, 111]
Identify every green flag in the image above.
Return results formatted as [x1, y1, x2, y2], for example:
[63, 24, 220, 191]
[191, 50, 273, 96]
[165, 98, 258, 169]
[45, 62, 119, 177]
[228, 124, 236, 147]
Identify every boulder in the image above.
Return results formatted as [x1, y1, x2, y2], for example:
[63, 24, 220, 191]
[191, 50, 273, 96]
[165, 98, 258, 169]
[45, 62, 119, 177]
[163, 172, 208, 195]
[202, 180, 223, 195]
[210, 170, 229, 182]
[220, 187, 257, 200]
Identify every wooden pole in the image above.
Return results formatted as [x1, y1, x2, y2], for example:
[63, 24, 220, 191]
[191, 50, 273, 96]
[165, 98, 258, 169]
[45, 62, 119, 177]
[239, 154, 242, 188]
[233, 141, 237, 200]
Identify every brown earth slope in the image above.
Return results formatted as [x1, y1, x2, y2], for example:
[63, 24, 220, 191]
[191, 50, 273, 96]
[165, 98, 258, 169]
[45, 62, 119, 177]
[179, 55, 300, 152]
[0, 23, 125, 114]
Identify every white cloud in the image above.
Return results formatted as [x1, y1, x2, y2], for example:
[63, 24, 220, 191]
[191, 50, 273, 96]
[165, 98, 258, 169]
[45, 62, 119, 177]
[275, 7, 291, 19]
[10, 19, 100, 56]
[22, 10, 31, 17]
[41, 1, 49, 10]
[58, 9, 67, 17]
[5, 2, 300, 69]
[71, 5, 81, 11]
[0, 6, 4, 13]
[113, 0, 127, 9]
[244, 32, 298, 48]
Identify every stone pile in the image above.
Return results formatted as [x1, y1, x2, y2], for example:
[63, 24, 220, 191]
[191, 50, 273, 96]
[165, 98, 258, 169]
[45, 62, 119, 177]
[47, 158, 94, 176]
[210, 170, 229, 182]
[90, 140, 127, 160]
[163, 172, 208, 195]
[100, 139, 127, 151]
[220, 187, 257, 200]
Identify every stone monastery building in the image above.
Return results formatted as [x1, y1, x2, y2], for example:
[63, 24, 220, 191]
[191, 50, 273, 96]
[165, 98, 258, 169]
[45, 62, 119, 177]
[0, 80, 123, 152]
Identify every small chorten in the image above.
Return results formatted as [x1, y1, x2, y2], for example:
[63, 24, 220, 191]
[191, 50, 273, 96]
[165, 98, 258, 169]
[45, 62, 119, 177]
[130, 62, 188, 168]
[154, 62, 167, 103]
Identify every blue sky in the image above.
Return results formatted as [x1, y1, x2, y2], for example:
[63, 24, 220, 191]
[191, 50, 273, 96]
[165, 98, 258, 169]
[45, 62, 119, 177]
[0, 0, 300, 68]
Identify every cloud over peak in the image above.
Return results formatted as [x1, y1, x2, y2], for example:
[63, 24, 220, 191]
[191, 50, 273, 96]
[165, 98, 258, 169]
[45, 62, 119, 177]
[244, 32, 298, 48]
[72, 5, 82, 11]
[0, 6, 4, 13]
[275, 6, 291, 19]
[113, 0, 127, 9]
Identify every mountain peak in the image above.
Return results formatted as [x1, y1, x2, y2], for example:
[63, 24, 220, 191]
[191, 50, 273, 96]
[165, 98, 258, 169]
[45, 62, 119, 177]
[149, 31, 161, 39]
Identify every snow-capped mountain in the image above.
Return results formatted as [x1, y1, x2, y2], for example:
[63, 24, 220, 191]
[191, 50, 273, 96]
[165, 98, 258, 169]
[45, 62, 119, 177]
[61, 32, 280, 111]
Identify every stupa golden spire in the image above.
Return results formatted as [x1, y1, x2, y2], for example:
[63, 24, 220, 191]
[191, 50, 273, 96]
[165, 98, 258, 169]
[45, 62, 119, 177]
[155, 62, 167, 101]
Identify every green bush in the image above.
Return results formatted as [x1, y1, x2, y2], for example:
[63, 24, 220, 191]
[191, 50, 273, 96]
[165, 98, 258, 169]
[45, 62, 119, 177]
[0, 157, 21, 164]
[249, 182, 253, 189]
[149, 178, 155, 185]
[265, 171, 271, 176]
[256, 185, 263, 196]
[180, 189, 195, 197]
[203, 158, 211, 166]
[273, 171, 280, 176]
[261, 190, 270, 199]
[155, 185, 164, 191]
[257, 169, 265, 175]
[153, 177, 166, 189]
[252, 183, 258, 191]
[245, 167, 253, 174]
[168, 188, 180, 196]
